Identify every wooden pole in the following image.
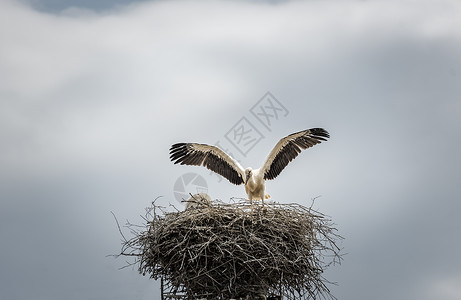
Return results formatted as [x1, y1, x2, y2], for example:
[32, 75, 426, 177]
[161, 276, 164, 300]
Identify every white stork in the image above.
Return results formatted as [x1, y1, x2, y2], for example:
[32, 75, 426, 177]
[169, 128, 329, 204]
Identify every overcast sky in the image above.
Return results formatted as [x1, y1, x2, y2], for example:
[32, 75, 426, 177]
[1, 0, 461, 299]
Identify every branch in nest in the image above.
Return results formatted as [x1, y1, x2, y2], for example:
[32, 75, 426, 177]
[114, 199, 343, 300]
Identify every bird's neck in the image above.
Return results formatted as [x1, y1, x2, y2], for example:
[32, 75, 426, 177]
[247, 171, 260, 187]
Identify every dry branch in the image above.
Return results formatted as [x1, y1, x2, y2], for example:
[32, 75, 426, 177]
[116, 199, 342, 300]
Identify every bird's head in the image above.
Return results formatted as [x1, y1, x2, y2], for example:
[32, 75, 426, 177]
[244, 167, 253, 184]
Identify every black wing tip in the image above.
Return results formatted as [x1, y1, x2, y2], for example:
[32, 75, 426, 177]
[169, 143, 188, 154]
[169, 143, 189, 162]
[310, 128, 330, 139]
[170, 142, 187, 150]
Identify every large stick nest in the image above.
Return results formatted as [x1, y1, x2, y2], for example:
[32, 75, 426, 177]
[118, 198, 342, 300]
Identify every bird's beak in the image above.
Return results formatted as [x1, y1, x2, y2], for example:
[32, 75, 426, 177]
[245, 173, 250, 184]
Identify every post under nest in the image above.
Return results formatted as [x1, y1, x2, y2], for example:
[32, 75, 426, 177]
[116, 197, 343, 300]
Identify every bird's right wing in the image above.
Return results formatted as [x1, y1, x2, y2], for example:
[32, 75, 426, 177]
[169, 143, 246, 185]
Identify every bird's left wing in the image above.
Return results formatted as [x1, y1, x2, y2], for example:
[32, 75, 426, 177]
[260, 128, 330, 180]
[169, 143, 246, 185]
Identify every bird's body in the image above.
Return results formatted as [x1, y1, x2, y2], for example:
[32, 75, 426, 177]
[169, 128, 329, 204]
[244, 168, 266, 202]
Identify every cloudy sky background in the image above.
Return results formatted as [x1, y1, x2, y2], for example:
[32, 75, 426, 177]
[1, 0, 461, 299]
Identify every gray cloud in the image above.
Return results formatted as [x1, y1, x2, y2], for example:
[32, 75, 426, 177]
[1, 0, 461, 299]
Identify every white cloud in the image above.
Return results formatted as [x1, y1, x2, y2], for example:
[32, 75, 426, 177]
[1, 1, 461, 300]
[421, 273, 461, 300]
